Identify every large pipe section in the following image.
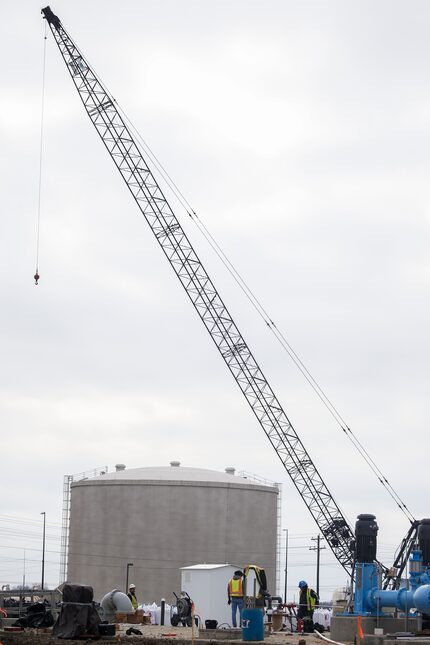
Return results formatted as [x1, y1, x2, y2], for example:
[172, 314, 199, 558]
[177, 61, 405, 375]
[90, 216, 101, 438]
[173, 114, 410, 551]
[370, 584, 430, 614]
[100, 589, 133, 622]
[353, 516, 430, 616]
[369, 541, 430, 615]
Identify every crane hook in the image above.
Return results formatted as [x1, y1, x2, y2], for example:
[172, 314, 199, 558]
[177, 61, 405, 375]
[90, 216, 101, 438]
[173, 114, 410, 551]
[34, 272, 40, 285]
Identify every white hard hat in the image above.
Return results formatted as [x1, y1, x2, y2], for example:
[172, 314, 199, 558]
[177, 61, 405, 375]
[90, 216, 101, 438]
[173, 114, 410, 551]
[129, 583, 136, 589]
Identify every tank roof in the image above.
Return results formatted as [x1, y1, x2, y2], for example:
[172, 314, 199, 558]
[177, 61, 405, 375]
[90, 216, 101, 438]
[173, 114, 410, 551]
[181, 564, 236, 570]
[87, 465, 277, 488]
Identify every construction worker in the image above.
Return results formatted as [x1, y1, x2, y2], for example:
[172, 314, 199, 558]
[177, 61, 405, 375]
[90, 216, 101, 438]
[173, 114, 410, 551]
[297, 580, 318, 628]
[227, 570, 244, 628]
[127, 583, 138, 610]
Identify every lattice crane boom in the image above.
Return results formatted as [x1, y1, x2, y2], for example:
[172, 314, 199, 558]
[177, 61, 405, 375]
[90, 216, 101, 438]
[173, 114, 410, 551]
[42, 5, 355, 572]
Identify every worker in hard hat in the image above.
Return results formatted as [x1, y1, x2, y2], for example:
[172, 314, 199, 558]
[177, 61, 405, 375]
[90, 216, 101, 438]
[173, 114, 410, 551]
[127, 583, 138, 610]
[227, 570, 244, 628]
[297, 580, 318, 628]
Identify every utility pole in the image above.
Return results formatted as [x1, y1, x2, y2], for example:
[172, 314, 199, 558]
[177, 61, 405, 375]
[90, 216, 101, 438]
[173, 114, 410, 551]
[283, 528, 289, 603]
[41, 512, 46, 591]
[309, 534, 326, 597]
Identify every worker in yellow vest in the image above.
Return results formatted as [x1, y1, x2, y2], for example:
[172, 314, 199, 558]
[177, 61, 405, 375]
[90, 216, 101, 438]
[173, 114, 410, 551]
[297, 580, 318, 628]
[227, 570, 244, 627]
[127, 583, 138, 610]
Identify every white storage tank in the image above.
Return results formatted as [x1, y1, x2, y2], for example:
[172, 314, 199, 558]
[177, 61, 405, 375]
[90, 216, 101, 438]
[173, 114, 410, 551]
[67, 463, 278, 602]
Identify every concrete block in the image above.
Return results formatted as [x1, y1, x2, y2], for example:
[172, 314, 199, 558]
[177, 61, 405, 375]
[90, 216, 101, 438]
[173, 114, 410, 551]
[331, 615, 420, 642]
[200, 627, 243, 639]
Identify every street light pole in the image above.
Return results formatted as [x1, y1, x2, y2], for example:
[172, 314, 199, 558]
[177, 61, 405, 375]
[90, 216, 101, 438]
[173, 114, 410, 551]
[126, 562, 134, 592]
[283, 528, 289, 603]
[41, 512, 46, 591]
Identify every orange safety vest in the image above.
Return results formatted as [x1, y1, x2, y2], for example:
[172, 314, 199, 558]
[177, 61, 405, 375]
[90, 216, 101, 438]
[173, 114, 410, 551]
[228, 578, 243, 597]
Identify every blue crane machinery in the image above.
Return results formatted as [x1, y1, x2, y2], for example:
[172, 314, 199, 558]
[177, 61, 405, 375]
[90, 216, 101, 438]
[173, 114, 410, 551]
[40, 6, 421, 589]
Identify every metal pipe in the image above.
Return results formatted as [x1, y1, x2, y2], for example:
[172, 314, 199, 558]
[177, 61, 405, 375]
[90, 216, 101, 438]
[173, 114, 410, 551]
[283, 528, 288, 603]
[270, 596, 283, 604]
[101, 589, 133, 622]
[371, 585, 430, 614]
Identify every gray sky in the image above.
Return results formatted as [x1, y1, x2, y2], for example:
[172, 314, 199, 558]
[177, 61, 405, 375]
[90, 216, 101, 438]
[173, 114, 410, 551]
[1, 0, 430, 598]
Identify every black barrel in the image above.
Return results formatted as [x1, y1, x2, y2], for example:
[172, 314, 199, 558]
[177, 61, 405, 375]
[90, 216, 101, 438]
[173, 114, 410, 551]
[418, 519, 430, 566]
[355, 514, 378, 563]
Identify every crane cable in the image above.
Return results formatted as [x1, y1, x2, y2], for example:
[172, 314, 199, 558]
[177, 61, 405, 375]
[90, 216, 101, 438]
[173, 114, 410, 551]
[116, 108, 415, 524]
[72, 49, 415, 524]
[189, 216, 416, 524]
[117, 107, 415, 524]
[34, 20, 48, 286]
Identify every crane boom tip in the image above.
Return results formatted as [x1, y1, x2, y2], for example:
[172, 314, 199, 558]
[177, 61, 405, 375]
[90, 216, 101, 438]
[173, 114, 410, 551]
[41, 6, 61, 29]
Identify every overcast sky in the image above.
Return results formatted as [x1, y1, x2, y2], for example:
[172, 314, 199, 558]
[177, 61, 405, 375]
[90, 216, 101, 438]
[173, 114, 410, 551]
[1, 0, 430, 599]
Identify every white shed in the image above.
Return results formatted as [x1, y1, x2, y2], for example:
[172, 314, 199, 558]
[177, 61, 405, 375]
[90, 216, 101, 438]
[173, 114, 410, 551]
[180, 564, 240, 627]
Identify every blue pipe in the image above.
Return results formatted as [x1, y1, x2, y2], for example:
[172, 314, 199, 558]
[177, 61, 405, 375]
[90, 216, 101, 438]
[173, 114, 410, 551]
[371, 585, 430, 615]
[353, 555, 430, 616]
[413, 585, 430, 614]
[371, 588, 414, 613]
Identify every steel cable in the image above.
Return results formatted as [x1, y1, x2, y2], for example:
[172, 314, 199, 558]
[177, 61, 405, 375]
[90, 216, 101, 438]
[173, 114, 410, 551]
[34, 20, 48, 284]
[112, 108, 415, 523]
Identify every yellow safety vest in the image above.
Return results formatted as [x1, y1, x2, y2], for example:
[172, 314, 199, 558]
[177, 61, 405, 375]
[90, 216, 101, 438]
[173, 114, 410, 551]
[228, 578, 243, 597]
[128, 592, 138, 610]
[306, 589, 316, 611]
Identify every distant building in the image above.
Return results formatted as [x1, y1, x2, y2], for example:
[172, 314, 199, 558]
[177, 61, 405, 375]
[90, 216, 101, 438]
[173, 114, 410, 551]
[67, 462, 279, 602]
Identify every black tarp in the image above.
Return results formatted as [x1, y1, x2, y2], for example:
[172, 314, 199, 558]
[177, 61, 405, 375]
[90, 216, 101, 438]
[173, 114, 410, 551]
[62, 584, 94, 604]
[52, 584, 100, 639]
[13, 602, 55, 629]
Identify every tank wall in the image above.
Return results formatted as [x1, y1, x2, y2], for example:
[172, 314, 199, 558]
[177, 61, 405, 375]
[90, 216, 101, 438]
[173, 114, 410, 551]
[67, 479, 278, 602]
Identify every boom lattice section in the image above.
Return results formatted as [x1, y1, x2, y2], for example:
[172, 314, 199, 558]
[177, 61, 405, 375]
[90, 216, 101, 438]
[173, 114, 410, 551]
[43, 6, 354, 573]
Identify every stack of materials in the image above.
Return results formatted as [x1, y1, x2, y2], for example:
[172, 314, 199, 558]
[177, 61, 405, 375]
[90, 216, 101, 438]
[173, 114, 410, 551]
[115, 608, 150, 624]
[141, 602, 174, 625]
[53, 584, 100, 639]
[312, 608, 332, 631]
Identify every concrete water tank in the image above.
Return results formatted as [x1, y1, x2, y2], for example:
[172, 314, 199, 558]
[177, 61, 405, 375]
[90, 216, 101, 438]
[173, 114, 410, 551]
[67, 463, 278, 602]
